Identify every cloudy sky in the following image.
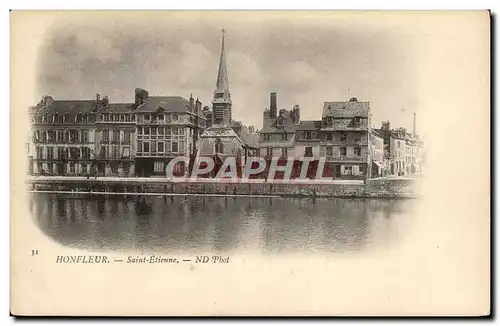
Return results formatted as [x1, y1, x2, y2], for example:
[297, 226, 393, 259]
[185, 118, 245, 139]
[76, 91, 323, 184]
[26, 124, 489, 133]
[36, 12, 419, 130]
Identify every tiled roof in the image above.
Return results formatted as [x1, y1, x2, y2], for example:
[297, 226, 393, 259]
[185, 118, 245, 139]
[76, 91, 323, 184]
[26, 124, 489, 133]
[296, 120, 321, 131]
[36, 100, 97, 115]
[100, 103, 134, 113]
[260, 109, 298, 133]
[322, 101, 370, 118]
[136, 96, 190, 113]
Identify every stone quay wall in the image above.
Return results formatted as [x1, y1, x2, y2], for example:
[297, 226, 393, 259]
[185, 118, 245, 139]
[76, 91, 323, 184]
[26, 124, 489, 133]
[29, 178, 423, 199]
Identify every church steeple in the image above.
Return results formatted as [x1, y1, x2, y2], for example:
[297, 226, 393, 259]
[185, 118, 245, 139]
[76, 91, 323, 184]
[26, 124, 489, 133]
[215, 29, 230, 97]
[212, 29, 232, 125]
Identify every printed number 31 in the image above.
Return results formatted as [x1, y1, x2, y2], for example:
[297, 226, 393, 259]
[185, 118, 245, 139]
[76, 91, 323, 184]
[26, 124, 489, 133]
[31, 249, 38, 256]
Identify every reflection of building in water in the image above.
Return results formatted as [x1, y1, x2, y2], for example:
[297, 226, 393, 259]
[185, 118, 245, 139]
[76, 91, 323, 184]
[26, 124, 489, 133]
[33, 194, 412, 254]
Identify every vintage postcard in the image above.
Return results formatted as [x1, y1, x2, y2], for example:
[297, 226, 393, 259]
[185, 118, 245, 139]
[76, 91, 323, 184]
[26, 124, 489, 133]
[10, 10, 490, 316]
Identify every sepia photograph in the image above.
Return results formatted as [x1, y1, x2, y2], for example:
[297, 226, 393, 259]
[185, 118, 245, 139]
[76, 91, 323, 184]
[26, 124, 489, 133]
[10, 10, 490, 316]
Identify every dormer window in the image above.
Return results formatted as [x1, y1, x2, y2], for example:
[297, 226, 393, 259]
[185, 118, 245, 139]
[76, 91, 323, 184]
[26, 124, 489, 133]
[263, 133, 270, 141]
[281, 133, 287, 140]
[305, 132, 312, 140]
[353, 116, 361, 126]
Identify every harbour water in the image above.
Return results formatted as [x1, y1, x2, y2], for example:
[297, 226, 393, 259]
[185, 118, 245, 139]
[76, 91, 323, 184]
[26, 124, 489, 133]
[30, 193, 417, 255]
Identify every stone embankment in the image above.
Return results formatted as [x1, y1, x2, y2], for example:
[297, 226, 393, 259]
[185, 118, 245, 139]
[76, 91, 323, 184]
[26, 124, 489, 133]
[27, 176, 423, 199]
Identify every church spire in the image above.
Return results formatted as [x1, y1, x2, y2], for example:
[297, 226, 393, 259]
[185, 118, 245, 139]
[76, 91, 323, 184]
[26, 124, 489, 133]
[215, 29, 230, 96]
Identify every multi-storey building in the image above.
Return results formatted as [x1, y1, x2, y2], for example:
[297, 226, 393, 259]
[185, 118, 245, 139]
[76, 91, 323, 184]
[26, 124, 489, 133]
[319, 97, 371, 180]
[30, 96, 97, 176]
[370, 129, 387, 177]
[133, 88, 205, 177]
[94, 95, 136, 176]
[294, 120, 322, 178]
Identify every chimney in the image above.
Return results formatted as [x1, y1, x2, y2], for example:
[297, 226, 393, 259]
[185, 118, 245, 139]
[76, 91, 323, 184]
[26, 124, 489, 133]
[413, 112, 416, 137]
[102, 96, 109, 106]
[270, 92, 277, 118]
[189, 94, 194, 112]
[96, 93, 101, 102]
[293, 104, 301, 124]
[195, 98, 202, 115]
[349, 97, 358, 102]
[42, 95, 54, 107]
[381, 121, 390, 131]
[134, 88, 149, 107]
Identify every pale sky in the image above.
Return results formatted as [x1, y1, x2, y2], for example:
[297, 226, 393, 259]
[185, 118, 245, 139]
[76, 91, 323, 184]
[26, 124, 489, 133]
[36, 12, 420, 131]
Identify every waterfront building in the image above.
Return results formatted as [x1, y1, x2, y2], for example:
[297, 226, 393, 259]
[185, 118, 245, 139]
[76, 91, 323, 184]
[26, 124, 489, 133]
[133, 88, 205, 177]
[369, 129, 387, 177]
[319, 97, 372, 180]
[30, 96, 97, 176]
[294, 120, 322, 178]
[94, 95, 136, 176]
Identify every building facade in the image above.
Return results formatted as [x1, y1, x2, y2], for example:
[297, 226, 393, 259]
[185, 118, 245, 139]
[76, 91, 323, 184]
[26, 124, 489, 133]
[134, 89, 205, 177]
[94, 97, 136, 177]
[319, 98, 372, 180]
[30, 96, 97, 176]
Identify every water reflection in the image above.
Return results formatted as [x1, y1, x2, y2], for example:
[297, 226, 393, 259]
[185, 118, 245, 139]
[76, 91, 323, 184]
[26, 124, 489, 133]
[32, 194, 416, 255]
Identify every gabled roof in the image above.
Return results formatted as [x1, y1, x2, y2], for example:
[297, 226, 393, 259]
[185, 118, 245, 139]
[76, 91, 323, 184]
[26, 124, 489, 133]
[259, 109, 297, 133]
[36, 100, 97, 115]
[322, 101, 370, 118]
[296, 120, 321, 131]
[136, 96, 190, 113]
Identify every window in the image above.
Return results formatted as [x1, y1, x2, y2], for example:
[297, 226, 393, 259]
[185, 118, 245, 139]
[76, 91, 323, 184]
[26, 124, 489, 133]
[70, 148, 79, 159]
[113, 130, 120, 141]
[165, 127, 171, 135]
[144, 114, 150, 121]
[343, 165, 352, 175]
[158, 141, 164, 152]
[340, 147, 347, 156]
[326, 132, 333, 141]
[144, 127, 150, 135]
[179, 128, 185, 136]
[281, 148, 288, 156]
[137, 141, 142, 153]
[69, 163, 75, 173]
[305, 147, 313, 157]
[112, 146, 118, 159]
[305, 132, 312, 140]
[172, 114, 178, 121]
[114, 114, 119, 122]
[354, 147, 361, 156]
[179, 141, 185, 153]
[47, 147, 53, 160]
[359, 165, 365, 175]
[281, 133, 287, 140]
[326, 146, 333, 156]
[103, 129, 109, 141]
[83, 130, 89, 143]
[125, 115, 130, 122]
[353, 117, 361, 125]
[158, 115, 164, 122]
[151, 127, 157, 136]
[263, 133, 270, 141]
[340, 132, 347, 142]
[158, 127, 164, 135]
[82, 164, 87, 174]
[111, 162, 118, 174]
[154, 162, 164, 173]
[124, 131, 131, 143]
[119, 114, 124, 122]
[266, 148, 273, 156]
[172, 127, 178, 135]
[82, 147, 90, 160]
[58, 147, 64, 160]
[354, 133, 362, 142]
[36, 147, 43, 159]
[172, 142, 178, 153]
[143, 142, 150, 153]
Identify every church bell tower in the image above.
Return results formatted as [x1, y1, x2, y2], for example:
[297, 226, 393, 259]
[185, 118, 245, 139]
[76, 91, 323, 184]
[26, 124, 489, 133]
[212, 29, 232, 126]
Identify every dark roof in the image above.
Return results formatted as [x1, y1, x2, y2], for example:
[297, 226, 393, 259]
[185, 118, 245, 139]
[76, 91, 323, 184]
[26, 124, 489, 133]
[371, 129, 385, 139]
[136, 96, 190, 113]
[36, 100, 97, 115]
[296, 120, 321, 131]
[322, 101, 370, 118]
[260, 109, 297, 133]
[100, 103, 134, 113]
